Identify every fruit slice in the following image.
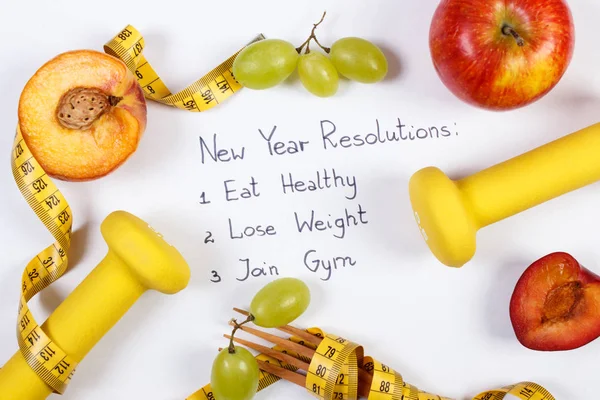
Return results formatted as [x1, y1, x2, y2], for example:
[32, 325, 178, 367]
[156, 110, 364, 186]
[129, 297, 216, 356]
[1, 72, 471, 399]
[18, 50, 147, 181]
[510, 252, 600, 351]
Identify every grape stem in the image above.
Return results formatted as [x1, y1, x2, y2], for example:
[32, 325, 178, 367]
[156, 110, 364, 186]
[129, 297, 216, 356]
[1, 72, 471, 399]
[228, 314, 255, 353]
[296, 11, 331, 54]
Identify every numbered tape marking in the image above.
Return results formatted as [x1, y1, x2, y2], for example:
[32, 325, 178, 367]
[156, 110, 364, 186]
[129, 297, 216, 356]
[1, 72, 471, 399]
[104, 25, 264, 112]
[10, 127, 75, 394]
[362, 357, 405, 400]
[473, 382, 555, 400]
[306, 332, 363, 400]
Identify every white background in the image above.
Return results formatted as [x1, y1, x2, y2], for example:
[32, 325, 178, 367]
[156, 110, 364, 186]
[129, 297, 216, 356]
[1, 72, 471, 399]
[1, 0, 599, 399]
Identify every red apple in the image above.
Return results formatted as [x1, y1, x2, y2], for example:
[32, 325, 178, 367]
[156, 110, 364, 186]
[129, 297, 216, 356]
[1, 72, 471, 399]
[429, 0, 575, 110]
[510, 252, 600, 351]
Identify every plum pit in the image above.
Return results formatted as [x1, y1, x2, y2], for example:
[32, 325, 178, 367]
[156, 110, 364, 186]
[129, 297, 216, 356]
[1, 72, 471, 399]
[542, 281, 583, 323]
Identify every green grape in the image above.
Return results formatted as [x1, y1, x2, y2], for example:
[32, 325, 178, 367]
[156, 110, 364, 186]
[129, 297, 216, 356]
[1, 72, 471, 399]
[330, 37, 388, 83]
[250, 277, 311, 328]
[297, 52, 339, 97]
[211, 346, 259, 400]
[232, 39, 299, 90]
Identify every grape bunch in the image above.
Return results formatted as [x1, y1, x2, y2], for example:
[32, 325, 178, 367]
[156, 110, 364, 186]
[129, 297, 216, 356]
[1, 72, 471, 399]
[232, 12, 388, 97]
[210, 277, 311, 400]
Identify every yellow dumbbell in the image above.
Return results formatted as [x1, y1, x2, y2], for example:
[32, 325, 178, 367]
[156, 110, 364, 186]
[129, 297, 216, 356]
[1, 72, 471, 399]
[409, 122, 600, 268]
[0, 210, 190, 399]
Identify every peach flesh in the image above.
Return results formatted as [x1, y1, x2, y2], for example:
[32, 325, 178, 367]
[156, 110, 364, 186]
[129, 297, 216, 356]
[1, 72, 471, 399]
[18, 50, 147, 181]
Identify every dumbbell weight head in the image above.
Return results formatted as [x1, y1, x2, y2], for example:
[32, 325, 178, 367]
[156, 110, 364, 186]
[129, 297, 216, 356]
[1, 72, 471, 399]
[409, 166, 476, 268]
[101, 210, 190, 294]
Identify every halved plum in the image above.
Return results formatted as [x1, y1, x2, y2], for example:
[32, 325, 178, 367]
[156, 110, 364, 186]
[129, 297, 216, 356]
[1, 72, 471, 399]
[510, 252, 600, 351]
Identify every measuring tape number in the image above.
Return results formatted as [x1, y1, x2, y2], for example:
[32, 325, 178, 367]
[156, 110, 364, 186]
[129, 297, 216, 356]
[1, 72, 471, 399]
[103, 25, 264, 112]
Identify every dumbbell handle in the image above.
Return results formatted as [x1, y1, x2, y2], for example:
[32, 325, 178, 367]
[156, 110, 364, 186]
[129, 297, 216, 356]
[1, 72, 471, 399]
[458, 122, 600, 228]
[0, 253, 147, 398]
[409, 123, 600, 267]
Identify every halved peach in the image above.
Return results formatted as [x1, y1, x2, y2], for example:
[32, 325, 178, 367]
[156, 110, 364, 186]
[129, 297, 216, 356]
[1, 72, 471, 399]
[510, 252, 600, 351]
[18, 50, 147, 181]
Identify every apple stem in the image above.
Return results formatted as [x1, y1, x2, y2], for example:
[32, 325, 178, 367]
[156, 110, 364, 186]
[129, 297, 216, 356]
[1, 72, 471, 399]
[227, 315, 255, 353]
[502, 25, 525, 47]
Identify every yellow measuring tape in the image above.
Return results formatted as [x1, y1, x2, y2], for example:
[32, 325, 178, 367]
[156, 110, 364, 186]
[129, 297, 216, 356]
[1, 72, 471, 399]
[9, 25, 261, 394]
[12, 127, 75, 394]
[304, 329, 554, 400]
[103, 25, 264, 111]
[187, 328, 555, 400]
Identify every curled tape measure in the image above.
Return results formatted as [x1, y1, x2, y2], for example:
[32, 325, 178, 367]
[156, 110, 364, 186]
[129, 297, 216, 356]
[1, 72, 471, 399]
[12, 127, 75, 394]
[103, 25, 264, 111]
[8, 25, 260, 394]
[187, 328, 555, 400]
